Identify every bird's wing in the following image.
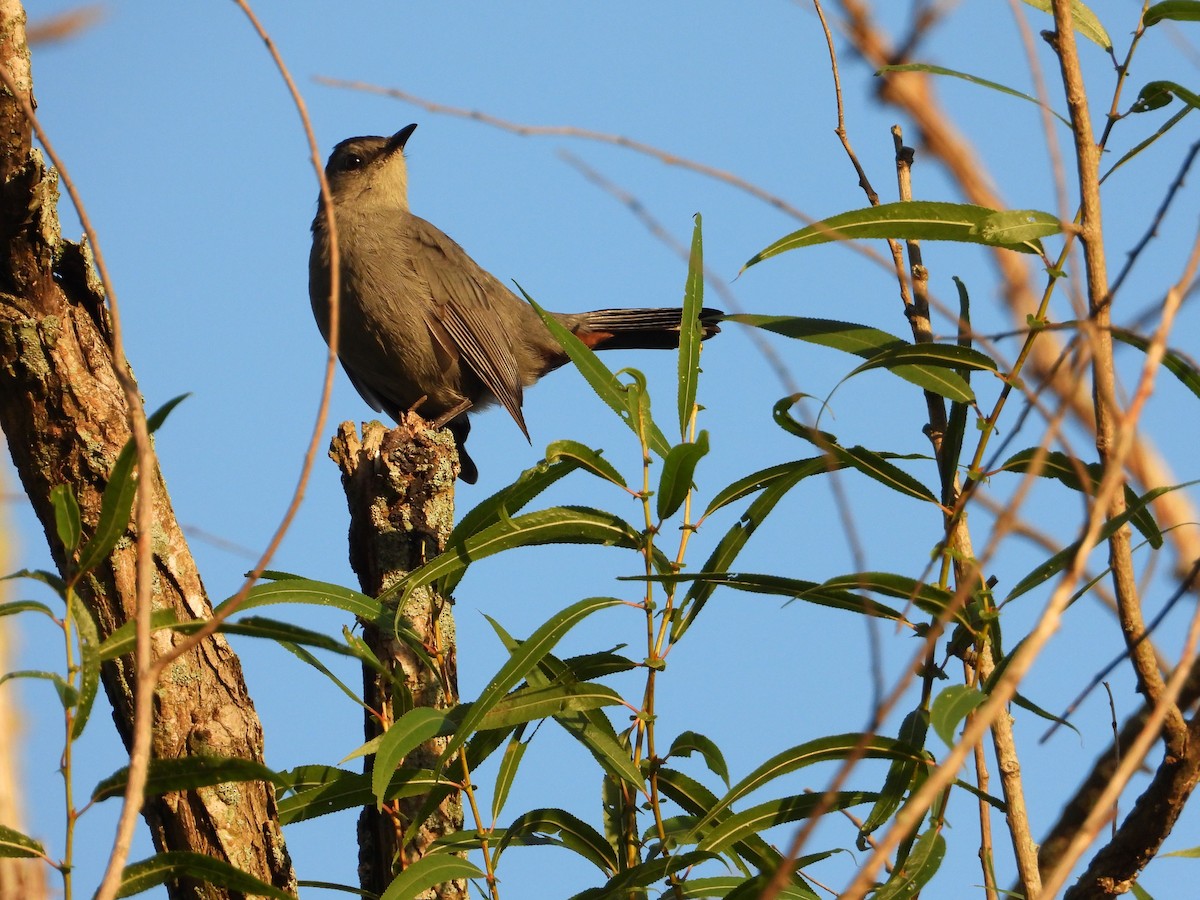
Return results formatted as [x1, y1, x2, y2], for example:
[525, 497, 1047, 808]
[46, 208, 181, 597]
[407, 217, 530, 439]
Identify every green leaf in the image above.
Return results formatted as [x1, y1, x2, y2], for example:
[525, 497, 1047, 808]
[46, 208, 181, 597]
[567, 850, 718, 900]
[685, 875, 821, 900]
[116, 851, 294, 899]
[931, 685, 986, 747]
[217, 578, 382, 622]
[0, 599, 56, 619]
[523, 287, 671, 458]
[859, 709, 930, 845]
[693, 733, 921, 833]
[491, 730, 528, 822]
[276, 765, 444, 825]
[653, 572, 909, 623]
[373, 708, 453, 805]
[821, 572, 967, 626]
[73, 395, 189, 577]
[998, 447, 1161, 547]
[1131, 80, 1200, 114]
[475, 682, 624, 733]
[67, 589, 100, 740]
[874, 828, 946, 899]
[1144, 2, 1200, 26]
[1, 568, 66, 595]
[844, 344, 999, 404]
[0, 823, 44, 859]
[93, 755, 288, 802]
[744, 202, 1058, 269]
[546, 440, 627, 488]
[702, 457, 828, 520]
[388, 508, 653, 604]
[679, 213, 705, 437]
[1004, 482, 1191, 602]
[0, 669, 77, 707]
[675, 465, 811, 640]
[497, 808, 618, 874]
[656, 767, 781, 872]
[1112, 326, 1200, 401]
[878, 64, 1070, 126]
[697, 791, 877, 854]
[658, 431, 710, 520]
[50, 484, 82, 554]
[840, 445, 938, 504]
[1164, 844, 1200, 858]
[1020, 0, 1113, 50]
[379, 855, 483, 900]
[438, 596, 625, 765]
[668, 730, 731, 787]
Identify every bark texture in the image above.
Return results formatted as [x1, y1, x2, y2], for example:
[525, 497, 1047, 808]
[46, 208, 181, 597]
[0, 8, 294, 897]
[329, 419, 466, 900]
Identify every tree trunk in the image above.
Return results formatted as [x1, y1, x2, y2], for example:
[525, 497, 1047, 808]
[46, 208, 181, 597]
[329, 419, 467, 900]
[0, 7, 295, 897]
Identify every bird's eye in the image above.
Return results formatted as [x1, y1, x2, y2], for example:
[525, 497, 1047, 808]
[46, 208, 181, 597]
[333, 152, 365, 173]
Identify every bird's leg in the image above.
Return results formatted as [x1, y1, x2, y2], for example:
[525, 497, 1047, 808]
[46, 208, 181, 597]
[429, 398, 473, 429]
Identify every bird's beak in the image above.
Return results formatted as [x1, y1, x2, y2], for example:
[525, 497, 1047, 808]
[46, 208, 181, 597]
[386, 123, 418, 154]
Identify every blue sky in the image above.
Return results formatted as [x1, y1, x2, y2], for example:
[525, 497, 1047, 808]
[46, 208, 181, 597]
[5, 2, 1200, 897]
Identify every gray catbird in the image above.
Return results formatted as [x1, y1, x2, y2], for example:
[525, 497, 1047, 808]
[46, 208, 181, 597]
[310, 123, 722, 483]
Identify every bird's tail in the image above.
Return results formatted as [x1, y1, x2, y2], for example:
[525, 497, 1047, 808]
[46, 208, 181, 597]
[575, 307, 723, 351]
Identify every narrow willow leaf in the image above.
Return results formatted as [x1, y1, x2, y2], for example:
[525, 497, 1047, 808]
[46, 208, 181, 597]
[449, 455, 583, 547]
[475, 682, 623, 733]
[497, 808, 618, 874]
[679, 213, 705, 438]
[567, 850, 718, 900]
[859, 709, 930, 845]
[845, 346, 983, 403]
[998, 447, 1161, 547]
[379, 855, 484, 900]
[0, 600, 56, 619]
[656, 768, 780, 871]
[659, 572, 908, 623]
[526, 651, 644, 787]
[668, 730, 731, 786]
[1164, 844, 1200, 858]
[546, 440, 627, 488]
[727, 314, 906, 356]
[675, 466, 810, 640]
[277, 766, 443, 825]
[1144, 1, 1200, 26]
[0, 670, 76, 707]
[50, 484, 81, 554]
[1004, 482, 1187, 603]
[702, 458, 827, 520]
[842, 446, 939, 504]
[390, 507, 652, 604]
[67, 589, 100, 740]
[820, 572, 964, 624]
[93, 755, 287, 802]
[438, 596, 625, 765]
[873, 829, 947, 900]
[693, 733, 917, 833]
[1112, 326, 1200, 400]
[491, 731, 528, 822]
[697, 791, 877, 854]
[878, 64, 1070, 126]
[373, 708, 453, 805]
[99, 609, 187, 661]
[217, 578, 382, 621]
[931, 685, 986, 747]
[0, 824, 44, 858]
[974, 208, 1063, 245]
[672, 876, 816, 900]
[658, 431, 710, 520]
[116, 851, 294, 899]
[1020, 0, 1113, 50]
[744, 202, 1056, 269]
[523, 287, 671, 458]
[1, 568, 66, 595]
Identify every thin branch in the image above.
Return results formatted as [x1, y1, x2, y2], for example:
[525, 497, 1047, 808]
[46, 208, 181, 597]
[154, 0, 342, 669]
